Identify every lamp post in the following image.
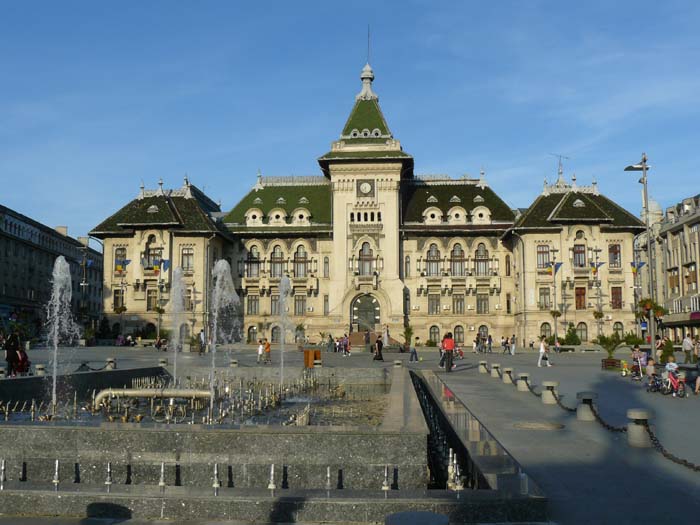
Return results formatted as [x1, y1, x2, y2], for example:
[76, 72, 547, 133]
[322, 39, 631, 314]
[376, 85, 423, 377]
[592, 247, 603, 337]
[551, 249, 559, 345]
[625, 154, 655, 350]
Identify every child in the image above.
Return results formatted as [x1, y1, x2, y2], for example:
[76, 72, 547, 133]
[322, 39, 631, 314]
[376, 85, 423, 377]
[645, 357, 656, 381]
[665, 355, 679, 374]
[257, 339, 263, 364]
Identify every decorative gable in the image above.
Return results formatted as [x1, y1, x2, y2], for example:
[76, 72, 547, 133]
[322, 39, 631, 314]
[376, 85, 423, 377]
[473, 195, 485, 203]
[427, 195, 438, 203]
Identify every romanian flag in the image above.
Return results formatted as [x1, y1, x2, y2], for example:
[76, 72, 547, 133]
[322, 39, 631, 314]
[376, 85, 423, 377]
[591, 262, 605, 275]
[153, 259, 160, 275]
[631, 262, 637, 275]
[546, 262, 554, 275]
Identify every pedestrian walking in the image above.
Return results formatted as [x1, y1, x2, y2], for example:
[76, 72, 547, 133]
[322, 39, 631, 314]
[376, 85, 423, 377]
[264, 338, 271, 364]
[373, 335, 384, 361]
[510, 334, 516, 355]
[409, 337, 420, 363]
[364, 329, 371, 354]
[443, 332, 455, 372]
[487, 334, 493, 353]
[4, 329, 20, 377]
[326, 334, 334, 353]
[198, 329, 206, 356]
[537, 336, 552, 367]
[682, 333, 694, 363]
[257, 339, 263, 364]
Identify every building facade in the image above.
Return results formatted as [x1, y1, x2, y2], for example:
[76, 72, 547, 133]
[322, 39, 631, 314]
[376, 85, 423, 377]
[0, 204, 103, 336]
[647, 194, 700, 340]
[90, 179, 230, 341]
[92, 63, 645, 348]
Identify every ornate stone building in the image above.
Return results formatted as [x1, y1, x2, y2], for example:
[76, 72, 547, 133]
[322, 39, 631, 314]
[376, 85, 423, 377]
[90, 179, 230, 340]
[92, 63, 645, 348]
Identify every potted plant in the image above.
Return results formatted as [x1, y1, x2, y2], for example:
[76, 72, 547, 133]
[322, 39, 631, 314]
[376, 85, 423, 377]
[402, 324, 414, 353]
[595, 333, 623, 370]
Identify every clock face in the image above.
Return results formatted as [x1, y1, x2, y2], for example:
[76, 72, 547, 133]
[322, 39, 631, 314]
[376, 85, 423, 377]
[359, 182, 372, 195]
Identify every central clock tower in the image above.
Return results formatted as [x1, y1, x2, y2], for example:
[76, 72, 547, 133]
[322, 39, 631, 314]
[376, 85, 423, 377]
[318, 63, 413, 336]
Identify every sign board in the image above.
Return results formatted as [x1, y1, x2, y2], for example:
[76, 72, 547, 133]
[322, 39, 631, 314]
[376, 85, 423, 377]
[640, 321, 648, 330]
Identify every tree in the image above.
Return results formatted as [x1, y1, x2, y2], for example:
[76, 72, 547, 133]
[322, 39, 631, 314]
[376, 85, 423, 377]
[402, 324, 414, 347]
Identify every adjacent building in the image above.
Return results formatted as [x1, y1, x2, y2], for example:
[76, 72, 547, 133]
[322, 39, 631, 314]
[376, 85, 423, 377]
[650, 194, 700, 340]
[89, 178, 230, 341]
[0, 204, 103, 335]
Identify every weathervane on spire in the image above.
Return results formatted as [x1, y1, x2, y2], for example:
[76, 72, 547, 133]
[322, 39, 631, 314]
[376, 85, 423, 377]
[357, 26, 378, 101]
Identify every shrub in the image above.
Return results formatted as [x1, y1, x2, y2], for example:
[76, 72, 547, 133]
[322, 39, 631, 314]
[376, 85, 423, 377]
[594, 332, 622, 359]
[563, 323, 581, 346]
[425, 340, 437, 347]
[660, 339, 674, 364]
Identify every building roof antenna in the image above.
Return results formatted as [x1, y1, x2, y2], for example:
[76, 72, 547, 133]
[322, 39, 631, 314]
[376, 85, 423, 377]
[367, 24, 371, 64]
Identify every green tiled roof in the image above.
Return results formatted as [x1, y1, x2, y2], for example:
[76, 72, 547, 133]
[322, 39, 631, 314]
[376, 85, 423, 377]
[223, 183, 332, 225]
[513, 191, 644, 229]
[90, 190, 222, 235]
[401, 182, 516, 223]
[341, 99, 391, 138]
[318, 149, 411, 161]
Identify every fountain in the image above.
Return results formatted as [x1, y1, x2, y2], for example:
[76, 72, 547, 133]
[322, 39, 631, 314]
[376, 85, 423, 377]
[278, 275, 292, 390]
[169, 267, 187, 386]
[45, 256, 81, 413]
[209, 259, 239, 418]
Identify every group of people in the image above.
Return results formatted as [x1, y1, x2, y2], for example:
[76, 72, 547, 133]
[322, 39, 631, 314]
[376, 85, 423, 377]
[328, 334, 351, 356]
[256, 338, 272, 364]
[1, 329, 31, 377]
[472, 334, 517, 355]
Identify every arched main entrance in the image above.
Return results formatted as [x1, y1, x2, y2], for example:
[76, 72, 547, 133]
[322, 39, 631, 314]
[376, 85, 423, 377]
[351, 294, 380, 332]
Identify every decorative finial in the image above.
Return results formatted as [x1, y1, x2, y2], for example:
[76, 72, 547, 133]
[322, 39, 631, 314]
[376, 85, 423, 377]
[156, 178, 165, 196]
[542, 177, 550, 196]
[184, 174, 190, 187]
[478, 168, 487, 188]
[138, 180, 145, 200]
[356, 63, 378, 101]
[571, 173, 578, 191]
[591, 177, 599, 195]
[253, 169, 264, 192]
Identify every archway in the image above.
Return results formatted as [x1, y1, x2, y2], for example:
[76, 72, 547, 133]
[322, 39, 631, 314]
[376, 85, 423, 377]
[351, 294, 380, 332]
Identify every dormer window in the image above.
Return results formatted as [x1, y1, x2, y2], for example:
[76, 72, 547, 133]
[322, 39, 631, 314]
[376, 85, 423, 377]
[253, 197, 263, 205]
[299, 197, 309, 204]
[351, 129, 359, 138]
[473, 195, 485, 203]
[427, 195, 438, 203]
[372, 128, 381, 137]
[450, 195, 461, 203]
[147, 205, 159, 214]
[573, 199, 586, 208]
[276, 197, 286, 205]
[362, 129, 370, 137]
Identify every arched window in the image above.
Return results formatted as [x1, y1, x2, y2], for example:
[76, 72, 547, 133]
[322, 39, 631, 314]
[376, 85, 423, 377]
[474, 243, 489, 276]
[613, 322, 624, 337]
[293, 245, 308, 277]
[359, 242, 374, 276]
[246, 246, 260, 277]
[576, 322, 588, 342]
[429, 326, 440, 344]
[350, 212, 354, 222]
[404, 256, 410, 278]
[450, 244, 465, 276]
[505, 255, 511, 276]
[114, 247, 126, 272]
[454, 326, 464, 344]
[271, 326, 281, 343]
[371, 212, 375, 221]
[540, 322, 552, 339]
[478, 325, 489, 339]
[323, 256, 329, 278]
[427, 243, 441, 276]
[270, 245, 284, 278]
[247, 326, 258, 344]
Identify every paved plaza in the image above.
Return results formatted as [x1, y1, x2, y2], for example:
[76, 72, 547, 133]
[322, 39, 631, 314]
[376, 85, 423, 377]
[17, 344, 700, 524]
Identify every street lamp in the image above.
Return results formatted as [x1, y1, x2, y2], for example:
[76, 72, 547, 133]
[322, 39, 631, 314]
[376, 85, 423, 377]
[625, 153, 655, 350]
[551, 248, 560, 345]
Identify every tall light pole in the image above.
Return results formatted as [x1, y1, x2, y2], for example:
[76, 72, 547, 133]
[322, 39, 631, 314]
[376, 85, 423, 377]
[625, 154, 655, 351]
[592, 247, 603, 337]
[551, 248, 559, 345]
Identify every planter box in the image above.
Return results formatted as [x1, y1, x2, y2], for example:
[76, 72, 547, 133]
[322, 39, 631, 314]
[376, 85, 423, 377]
[601, 358, 621, 370]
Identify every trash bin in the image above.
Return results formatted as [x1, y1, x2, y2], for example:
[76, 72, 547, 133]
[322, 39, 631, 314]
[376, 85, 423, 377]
[304, 349, 314, 368]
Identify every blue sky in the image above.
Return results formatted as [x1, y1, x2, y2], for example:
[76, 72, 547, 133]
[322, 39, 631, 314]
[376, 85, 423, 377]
[2, 1, 699, 240]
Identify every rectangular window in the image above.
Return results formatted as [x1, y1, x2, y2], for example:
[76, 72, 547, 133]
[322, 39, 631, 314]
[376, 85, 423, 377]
[506, 293, 512, 314]
[114, 247, 127, 272]
[452, 295, 464, 314]
[428, 294, 440, 315]
[538, 287, 551, 309]
[146, 289, 158, 311]
[536, 245, 550, 269]
[608, 244, 621, 269]
[247, 295, 259, 315]
[294, 295, 306, 316]
[271, 295, 280, 316]
[611, 287, 622, 309]
[113, 288, 124, 310]
[181, 247, 194, 271]
[575, 287, 586, 310]
[573, 245, 587, 267]
[323, 294, 329, 316]
[476, 294, 489, 314]
[323, 257, 329, 278]
[184, 289, 193, 311]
